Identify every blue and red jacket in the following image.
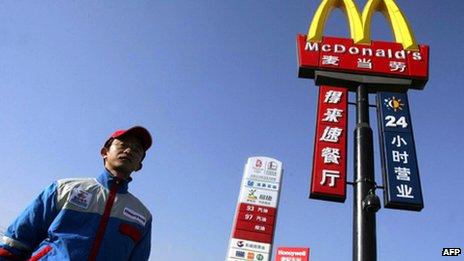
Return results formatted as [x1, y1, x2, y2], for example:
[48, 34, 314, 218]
[0, 171, 152, 260]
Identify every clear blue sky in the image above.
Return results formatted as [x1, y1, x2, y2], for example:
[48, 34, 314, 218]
[0, 1, 462, 260]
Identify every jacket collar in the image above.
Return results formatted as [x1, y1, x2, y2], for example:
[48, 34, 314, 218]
[97, 170, 132, 194]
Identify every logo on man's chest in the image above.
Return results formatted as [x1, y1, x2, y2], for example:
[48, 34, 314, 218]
[68, 188, 93, 209]
[123, 207, 147, 226]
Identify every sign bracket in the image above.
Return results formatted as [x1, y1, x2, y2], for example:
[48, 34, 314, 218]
[348, 102, 377, 108]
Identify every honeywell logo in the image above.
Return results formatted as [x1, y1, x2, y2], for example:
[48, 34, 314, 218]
[123, 207, 147, 226]
[305, 42, 423, 61]
[277, 250, 307, 257]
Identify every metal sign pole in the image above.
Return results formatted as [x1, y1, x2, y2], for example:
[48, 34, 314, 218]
[353, 84, 380, 261]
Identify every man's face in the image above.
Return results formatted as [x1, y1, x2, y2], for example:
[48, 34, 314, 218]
[101, 135, 145, 178]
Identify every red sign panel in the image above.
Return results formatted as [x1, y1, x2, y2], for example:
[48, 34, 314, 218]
[233, 229, 273, 244]
[297, 35, 429, 89]
[310, 85, 348, 202]
[237, 211, 275, 226]
[235, 220, 274, 235]
[232, 203, 276, 243]
[276, 247, 310, 261]
[238, 203, 276, 216]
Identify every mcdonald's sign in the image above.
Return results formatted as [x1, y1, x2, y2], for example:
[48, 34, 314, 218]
[297, 0, 429, 91]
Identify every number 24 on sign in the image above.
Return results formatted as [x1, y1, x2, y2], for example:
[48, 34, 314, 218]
[385, 115, 408, 128]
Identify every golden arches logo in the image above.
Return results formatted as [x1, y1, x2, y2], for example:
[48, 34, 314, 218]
[307, 0, 418, 51]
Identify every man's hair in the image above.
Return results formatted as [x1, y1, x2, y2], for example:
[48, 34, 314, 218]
[103, 138, 115, 150]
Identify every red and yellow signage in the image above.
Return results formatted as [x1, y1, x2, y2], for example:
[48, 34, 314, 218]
[301, 0, 428, 204]
[298, 0, 429, 89]
[310, 86, 348, 202]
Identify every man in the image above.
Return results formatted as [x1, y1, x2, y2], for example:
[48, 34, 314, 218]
[0, 126, 153, 260]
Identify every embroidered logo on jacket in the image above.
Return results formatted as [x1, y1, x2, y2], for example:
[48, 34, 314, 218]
[68, 188, 93, 209]
[123, 207, 147, 226]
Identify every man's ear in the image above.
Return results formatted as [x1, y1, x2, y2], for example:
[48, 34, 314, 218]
[100, 147, 108, 160]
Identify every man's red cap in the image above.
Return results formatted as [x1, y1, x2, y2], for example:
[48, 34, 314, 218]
[107, 126, 152, 151]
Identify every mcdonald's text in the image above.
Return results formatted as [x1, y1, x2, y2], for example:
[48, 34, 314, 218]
[297, 35, 429, 89]
[304, 42, 422, 61]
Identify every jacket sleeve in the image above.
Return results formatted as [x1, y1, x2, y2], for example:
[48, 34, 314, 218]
[129, 219, 152, 261]
[0, 182, 58, 260]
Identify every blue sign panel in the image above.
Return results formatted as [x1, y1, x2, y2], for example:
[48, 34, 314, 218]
[377, 92, 423, 211]
[378, 93, 412, 133]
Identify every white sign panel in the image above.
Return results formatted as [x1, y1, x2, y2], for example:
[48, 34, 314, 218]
[244, 179, 279, 191]
[228, 248, 270, 261]
[244, 157, 283, 184]
[226, 156, 283, 261]
[239, 187, 279, 208]
[229, 238, 271, 254]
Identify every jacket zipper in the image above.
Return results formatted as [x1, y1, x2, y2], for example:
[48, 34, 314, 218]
[88, 179, 121, 261]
